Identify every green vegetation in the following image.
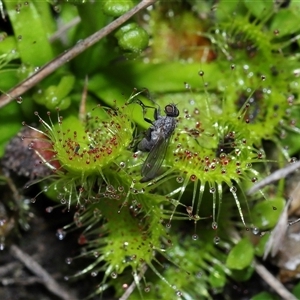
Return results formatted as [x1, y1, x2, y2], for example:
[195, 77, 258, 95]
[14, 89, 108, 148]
[1, 0, 300, 299]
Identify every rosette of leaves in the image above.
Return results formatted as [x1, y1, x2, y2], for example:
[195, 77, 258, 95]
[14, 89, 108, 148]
[2, 0, 300, 299]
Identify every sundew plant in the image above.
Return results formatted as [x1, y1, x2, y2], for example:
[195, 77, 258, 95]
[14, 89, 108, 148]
[1, 0, 300, 299]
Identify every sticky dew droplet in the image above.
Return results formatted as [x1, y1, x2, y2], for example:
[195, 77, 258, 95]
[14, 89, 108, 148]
[56, 229, 66, 240]
[214, 236, 220, 244]
[166, 222, 171, 229]
[0, 242, 5, 251]
[91, 271, 98, 277]
[212, 221, 218, 230]
[45, 207, 53, 213]
[192, 234, 198, 240]
[230, 186, 237, 193]
[251, 177, 258, 183]
[16, 96, 23, 103]
[184, 82, 191, 89]
[65, 257, 73, 265]
[93, 251, 99, 258]
[111, 272, 118, 279]
[198, 70, 204, 76]
[190, 174, 197, 181]
[176, 176, 184, 183]
[186, 206, 193, 215]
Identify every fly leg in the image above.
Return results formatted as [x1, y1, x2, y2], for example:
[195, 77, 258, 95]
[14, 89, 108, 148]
[138, 127, 154, 152]
[127, 88, 161, 120]
[128, 127, 152, 150]
[133, 98, 159, 123]
[131, 98, 157, 151]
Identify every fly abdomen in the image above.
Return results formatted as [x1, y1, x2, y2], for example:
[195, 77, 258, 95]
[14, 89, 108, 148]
[137, 103, 179, 182]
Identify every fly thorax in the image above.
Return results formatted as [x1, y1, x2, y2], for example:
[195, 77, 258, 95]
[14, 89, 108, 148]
[151, 128, 162, 142]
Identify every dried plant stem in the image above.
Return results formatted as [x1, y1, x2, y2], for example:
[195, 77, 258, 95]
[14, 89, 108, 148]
[247, 160, 300, 195]
[119, 264, 148, 300]
[9, 244, 77, 300]
[0, 0, 157, 108]
[0, 261, 20, 277]
[254, 259, 298, 300]
[49, 16, 81, 43]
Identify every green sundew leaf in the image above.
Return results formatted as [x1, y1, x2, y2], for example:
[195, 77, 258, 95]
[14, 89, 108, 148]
[61, 0, 86, 4]
[230, 265, 254, 282]
[280, 96, 300, 155]
[100, 61, 221, 95]
[251, 198, 285, 230]
[186, 0, 213, 17]
[270, 8, 300, 36]
[0, 36, 18, 57]
[102, 0, 134, 17]
[244, 0, 273, 19]
[55, 75, 75, 99]
[284, 131, 300, 157]
[73, 2, 115, 72]
[88, 73, 148, 128]
[56, 3, 79, 47]
[115, 23, 138, 39]
[4, 0, 54, 66]
[0, 102, 23, 157]
[215, 0, 245, 22]
[254, 234, 269, 257]
[88, 73, 133, 107]
[32, 75, 75, 110]
[19, 95, 36, 119]
[77, 1, 110, 34]
[292, 281, 300, 298]
[251, 291, 279, 300]
[226, 238, 254, 270]
[208, 265, 226, 288]
[117, 26, 149, 53]
[33, 0, 56, 37]
[0, 69, 19, 91]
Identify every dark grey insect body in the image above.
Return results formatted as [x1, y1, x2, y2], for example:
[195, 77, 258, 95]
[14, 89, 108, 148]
[138, 103, 179, 182]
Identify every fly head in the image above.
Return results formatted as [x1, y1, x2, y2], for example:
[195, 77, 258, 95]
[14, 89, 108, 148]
[164, 104, 179, 117]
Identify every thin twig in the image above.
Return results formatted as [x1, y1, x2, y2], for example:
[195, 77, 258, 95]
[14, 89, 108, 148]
[1, 276, 42, 286]
[9, 244, 77, 300]
[0, 261, 20, 277]
[79, 75, 88, 122]
[0, 0, 157, 108]
[49, 17, 81, 43]
[119, 264, 148, 300]
[254, 259, 298, 300]
[289, 218, 300, 226]
[247, 160, 300, 195]
[263, 197, 292, 259]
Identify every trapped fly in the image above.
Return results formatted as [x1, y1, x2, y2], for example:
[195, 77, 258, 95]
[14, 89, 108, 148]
[135, 100, 179, 182]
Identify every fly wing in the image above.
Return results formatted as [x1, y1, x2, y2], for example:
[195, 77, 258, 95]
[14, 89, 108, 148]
[140, 135, 170, 182]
